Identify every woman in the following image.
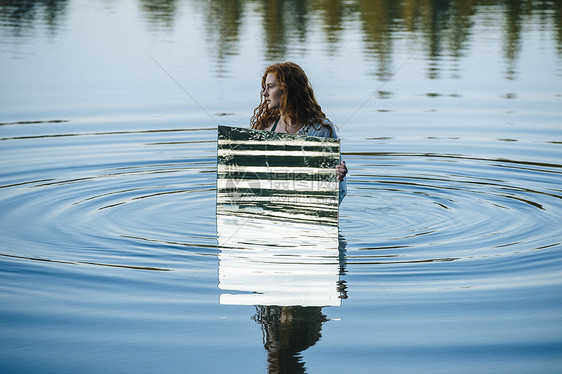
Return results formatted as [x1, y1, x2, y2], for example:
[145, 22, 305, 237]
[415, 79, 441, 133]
[250, 62, 348, 202]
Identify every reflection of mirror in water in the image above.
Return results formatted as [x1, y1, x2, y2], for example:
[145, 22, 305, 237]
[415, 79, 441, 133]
[217, 216, 348, 372]
[217, 215, 343, 306]
[216, 126, 347, 371]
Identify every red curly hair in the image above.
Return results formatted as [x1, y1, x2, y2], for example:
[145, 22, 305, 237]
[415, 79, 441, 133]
[250, 62, 331, 133]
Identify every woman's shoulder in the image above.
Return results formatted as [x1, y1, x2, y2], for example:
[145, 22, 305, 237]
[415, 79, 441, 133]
[299, 119, 338, 138]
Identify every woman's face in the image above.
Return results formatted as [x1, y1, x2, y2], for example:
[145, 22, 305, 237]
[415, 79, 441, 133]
[263, 73, 283, 110]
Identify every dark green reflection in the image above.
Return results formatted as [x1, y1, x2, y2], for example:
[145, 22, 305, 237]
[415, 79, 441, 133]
[198, 0, 244, 76]
[194, 0, 562, 79]
[253, 0, 312, 61]
[356, 0, 402, 80]
[139, 0, 179, 30]
[502, 0, 524, 80]
[3, 0, 561, 78]
[0, 0, 69, 36]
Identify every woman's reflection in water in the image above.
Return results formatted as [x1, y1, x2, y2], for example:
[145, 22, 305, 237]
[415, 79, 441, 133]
[252, 233, 348, 373]
[252, 306, 326, 374]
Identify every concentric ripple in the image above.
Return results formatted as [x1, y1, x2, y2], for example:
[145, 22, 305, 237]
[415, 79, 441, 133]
[2, 124, 561, 286]
[0, 123, 218, 272]
[1, 120, 562, 374]
[341, 147, 562, 289]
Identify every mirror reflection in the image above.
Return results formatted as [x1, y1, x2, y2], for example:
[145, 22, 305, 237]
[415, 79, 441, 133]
[216, 125, 347, 372]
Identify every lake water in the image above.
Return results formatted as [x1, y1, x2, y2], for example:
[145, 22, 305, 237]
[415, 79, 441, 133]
[1, 0, 561, 372]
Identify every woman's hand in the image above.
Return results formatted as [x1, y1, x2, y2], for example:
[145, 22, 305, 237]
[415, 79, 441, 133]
[336, 160, 348, 182]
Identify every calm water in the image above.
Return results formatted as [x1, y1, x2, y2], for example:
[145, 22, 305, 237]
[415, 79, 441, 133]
[1, 0, 562, 372]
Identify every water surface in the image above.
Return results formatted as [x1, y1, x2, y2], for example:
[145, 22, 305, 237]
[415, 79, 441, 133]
[1, 0, 561, 373]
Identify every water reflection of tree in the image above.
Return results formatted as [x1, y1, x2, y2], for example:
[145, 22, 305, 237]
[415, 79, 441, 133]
[0, 0, 69, 37]
[3, 0, 561, 79]
[138, 0, 178, 31]
[252, 0, 311, 62]
[502, 0, 526, 80]
[400, 0, 476, 79]
[242, 0, 543, 80]
[446, 1, 474, 78]
[312, 0, 346, 56]
[357, 0, 401, 80]
[198, 0, 244, 77]
[555, 1, 562, 58]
